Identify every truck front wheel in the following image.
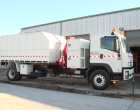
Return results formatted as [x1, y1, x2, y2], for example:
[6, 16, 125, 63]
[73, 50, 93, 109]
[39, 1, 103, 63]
[90, 70, 110, 90]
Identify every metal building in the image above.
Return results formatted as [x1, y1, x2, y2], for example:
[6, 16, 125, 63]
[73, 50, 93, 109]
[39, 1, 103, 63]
[21, 7, 140, 72]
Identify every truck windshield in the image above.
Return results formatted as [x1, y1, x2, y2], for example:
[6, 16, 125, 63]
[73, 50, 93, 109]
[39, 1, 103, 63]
[121, 38, 131, 53]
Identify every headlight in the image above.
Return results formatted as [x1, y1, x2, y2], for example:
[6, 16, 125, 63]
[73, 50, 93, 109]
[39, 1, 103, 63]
[125, 71, 129, 79]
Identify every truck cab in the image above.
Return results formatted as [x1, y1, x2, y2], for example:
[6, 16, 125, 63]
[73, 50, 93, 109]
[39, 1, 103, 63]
[88, 32, 134, 90]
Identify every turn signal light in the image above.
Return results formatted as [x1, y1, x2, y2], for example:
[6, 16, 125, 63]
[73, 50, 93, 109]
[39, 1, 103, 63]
[112, 27, 116, 32]
[120, 31, 123, 35]
[113, 81, 116, 84]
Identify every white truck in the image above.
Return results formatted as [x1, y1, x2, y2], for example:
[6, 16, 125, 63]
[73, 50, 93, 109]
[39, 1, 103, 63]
[0, 29, 134, 90]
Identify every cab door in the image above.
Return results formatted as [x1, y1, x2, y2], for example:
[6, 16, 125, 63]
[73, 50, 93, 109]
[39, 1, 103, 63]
[99, 36, 121, 73]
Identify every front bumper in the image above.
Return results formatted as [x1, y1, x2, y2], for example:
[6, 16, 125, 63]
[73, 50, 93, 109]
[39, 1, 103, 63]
[123, 67, 134, 80]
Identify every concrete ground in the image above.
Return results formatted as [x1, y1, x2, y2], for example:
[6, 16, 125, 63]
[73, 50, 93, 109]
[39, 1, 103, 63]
[0, 83, 140, 110]
[0, 66, 140, 99]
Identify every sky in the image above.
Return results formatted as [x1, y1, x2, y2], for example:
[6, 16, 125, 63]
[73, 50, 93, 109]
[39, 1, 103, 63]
[0, 0, 140, 36]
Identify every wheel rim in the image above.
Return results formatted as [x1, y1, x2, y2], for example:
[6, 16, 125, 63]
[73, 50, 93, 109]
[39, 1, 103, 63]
[9, 69, 15, 79]
[93, 74, 106, 87]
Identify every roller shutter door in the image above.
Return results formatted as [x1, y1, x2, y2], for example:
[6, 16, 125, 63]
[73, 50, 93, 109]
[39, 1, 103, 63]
[125, 30, 140, 47]
[74, 34, 90, 40]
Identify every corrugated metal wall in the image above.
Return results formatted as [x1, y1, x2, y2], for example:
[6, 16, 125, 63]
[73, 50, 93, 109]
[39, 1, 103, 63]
[22, 22, 61, 35]
[62, 9, 140, 37]
[125, 30, 140, 47]
[21, 8, 140, 40]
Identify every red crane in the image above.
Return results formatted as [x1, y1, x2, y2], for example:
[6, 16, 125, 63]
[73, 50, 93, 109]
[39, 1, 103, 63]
[56, 36, 74, 68]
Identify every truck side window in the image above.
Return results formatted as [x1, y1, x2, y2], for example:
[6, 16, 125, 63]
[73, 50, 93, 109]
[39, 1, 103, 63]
[101, 37, 115, 51]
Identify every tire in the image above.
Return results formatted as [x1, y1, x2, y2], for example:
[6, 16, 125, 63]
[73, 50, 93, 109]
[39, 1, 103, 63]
[26, 76, 38, 79]
[17, 74, 22, 81]
[90, 70, 110, 90]
[6, 66, 20, 81]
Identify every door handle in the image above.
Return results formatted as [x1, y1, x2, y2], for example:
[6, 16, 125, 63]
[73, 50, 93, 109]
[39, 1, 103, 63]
[100, 54, 103, 59]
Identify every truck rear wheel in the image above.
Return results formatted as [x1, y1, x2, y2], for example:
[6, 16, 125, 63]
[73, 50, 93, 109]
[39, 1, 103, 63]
[6, 66, 20, 81]
[26, 76, 38, 79]
[17, 74, 22, 81]
[90, 70, 110, 90]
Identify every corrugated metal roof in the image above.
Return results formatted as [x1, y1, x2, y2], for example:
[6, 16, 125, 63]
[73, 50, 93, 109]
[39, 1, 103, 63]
[21, 7, 140, 30]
